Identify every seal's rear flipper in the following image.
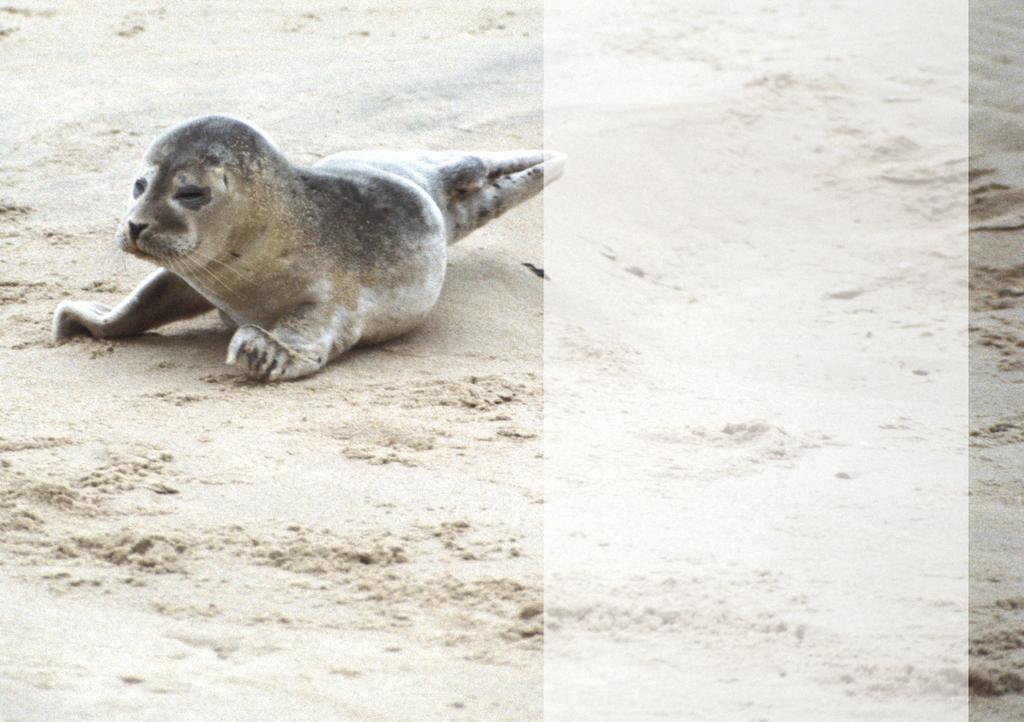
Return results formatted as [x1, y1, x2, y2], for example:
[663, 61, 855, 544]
[440, 150, 566, 244]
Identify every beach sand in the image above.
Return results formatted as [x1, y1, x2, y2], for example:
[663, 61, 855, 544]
[544, 1, 967, 719]
[1, 0, 976, 719]
[970, 0, 1024, 717]
[0, 2, 543, 719]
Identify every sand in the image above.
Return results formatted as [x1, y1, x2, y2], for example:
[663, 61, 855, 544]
[1, 0, 975, 719]
[543, 1, 967, 719]
[969, 0, 1024, 717]
[0, 2, 543, 719]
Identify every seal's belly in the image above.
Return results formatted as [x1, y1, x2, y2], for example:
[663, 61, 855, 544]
[356, 270, 446, 345]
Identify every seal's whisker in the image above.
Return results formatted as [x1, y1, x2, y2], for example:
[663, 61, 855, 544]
[189, 250, 254, 283]
[173, 255, 236, 298]
[198, 265, 238, 298]
[184, 251, 253, 287]
[182, 255, 235, 291]
[164, 256, 194, 285]
[199, 261, 243, 296]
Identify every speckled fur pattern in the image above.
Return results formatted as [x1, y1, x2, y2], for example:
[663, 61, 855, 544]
[52, 115, 565, 381]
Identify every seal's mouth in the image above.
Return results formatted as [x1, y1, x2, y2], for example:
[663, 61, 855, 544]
[117, 233, 164, 263]
[117, 233, 149, 258]
[117, 224, 163, 260]
[115, 221, 197, 266]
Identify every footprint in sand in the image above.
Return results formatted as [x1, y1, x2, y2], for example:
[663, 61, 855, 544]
[116, 9, 163, 38]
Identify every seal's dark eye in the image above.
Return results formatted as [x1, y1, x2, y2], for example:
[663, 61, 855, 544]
[173, 185, 210, 209]
[132, 178, 147, 199]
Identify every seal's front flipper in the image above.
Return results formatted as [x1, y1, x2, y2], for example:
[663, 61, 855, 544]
[52, 268, 214, 342]
[226, 303, 359, 382]
[226, 325, 309, 382]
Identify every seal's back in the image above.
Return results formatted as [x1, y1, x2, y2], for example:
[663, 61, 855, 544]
[315, 150, 565, 244]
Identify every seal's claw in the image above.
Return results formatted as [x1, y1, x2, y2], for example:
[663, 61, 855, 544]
[227, 324, 298, 382]
[265, 358, 281, 381]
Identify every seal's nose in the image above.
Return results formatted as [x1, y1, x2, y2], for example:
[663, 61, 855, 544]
[128, 221, 148, 243]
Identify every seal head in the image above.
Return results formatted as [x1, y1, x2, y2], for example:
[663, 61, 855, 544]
[117, 115, 286, 264]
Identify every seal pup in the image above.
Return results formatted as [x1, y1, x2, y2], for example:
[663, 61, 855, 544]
[53, 115, 564, 381]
